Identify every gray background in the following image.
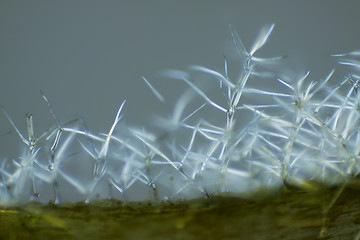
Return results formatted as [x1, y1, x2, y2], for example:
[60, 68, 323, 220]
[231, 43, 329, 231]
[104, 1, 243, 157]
[1, 0, 360, 158]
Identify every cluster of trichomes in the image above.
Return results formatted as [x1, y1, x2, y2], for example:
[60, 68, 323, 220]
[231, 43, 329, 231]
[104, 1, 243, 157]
[1, 24, 360, 205]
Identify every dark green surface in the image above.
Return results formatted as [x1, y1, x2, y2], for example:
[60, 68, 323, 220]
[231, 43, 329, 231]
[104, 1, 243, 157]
[1, 180, 360, 240]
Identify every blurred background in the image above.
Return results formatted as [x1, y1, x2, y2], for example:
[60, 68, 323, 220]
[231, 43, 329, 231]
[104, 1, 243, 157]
[1, 0, 360, 159]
